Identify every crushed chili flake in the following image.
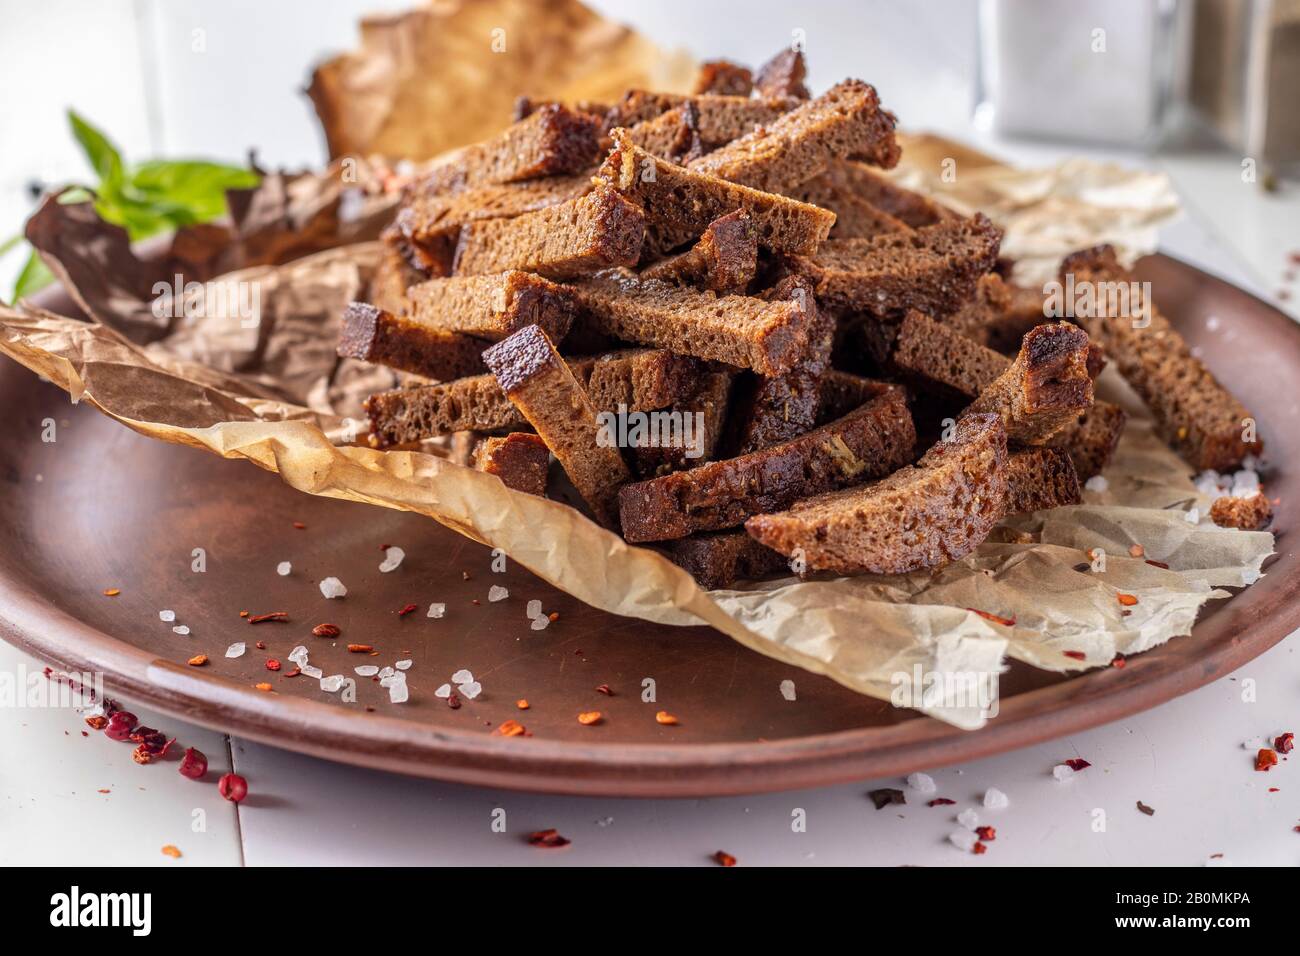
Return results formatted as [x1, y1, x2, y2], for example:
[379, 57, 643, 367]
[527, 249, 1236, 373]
[1136, 800, 1155, 816]
[595, 684, 614, 696]
[312, 623, 341, 638]
[346, 644, 374, 653]
[397, 603, 418, 617]
[1145, 559, 1170, 570]
[528, 829, 570, 848]
[1128, 543, 1145, 558]
[255, 641, 266, 650]
[248, 611, 289, 624]
[577, 711, 603, 726]
[292, 521, 306, 529]
[515, 699, 530, 710]
[549, 611, 560, 622]
[927, 798, 956, 807]
[1256, 748, 1279, 772]
[102, 588, 121, 596]
[1268, 787, 1280, 793]
[447, 693, 461, 709]
[265, 659, 281, 672]
[97, 788, 110, 794]
[972, 841, 988, 855]
[712, 850, 737, 867]
[85, 715, 108, 730]
[655, 711, 679, 725]
[966, 608, 1016, 627]
[1111, 654, 1127, 668]
[187, 654, 209, 667]
[1063, 650, 1087, 661]
[867, 788, 906, 810]
[283, 667, 301, 678]
[239, 610, 249, 618]
[975, 826, 996, 841]
[494, 719, 526, 737]
[1065, 758, 1091, 772]
[160, 845, 182, 859]
[1275, 732, 1295, 755]
[1117, 593, 1139, 606]
[254, 682, 273, 692]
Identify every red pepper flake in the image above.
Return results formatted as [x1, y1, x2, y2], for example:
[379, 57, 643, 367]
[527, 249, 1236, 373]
[447, 693, 461, 710]
[1268, 787, 1280, 793]
[975, 826, 996, 841]
[595, 683, 614, 696]
[283, 668, 301, 678]
[131, 746, 154, 764]
[161, 845, 182, 859]
[346, 644, 374, 653]
[265, 659, 281, 672]
[1117, 593, 1139, 607]
[927, 797, 956, 807]
[1128, 543, 1145, 558]
[528, 829, 570, 848]
[577, 711, 603, 726]
[1111, 654, 1127, 668]
[712, 850, 737, 867]
[102, 588, 121, 597]
[84, 715, 108, 730]
[1065, 758, 1091, 772]
[972, 842, 988, 855]
[239, 610, 249, 618]
[178, 747, 208, 780]
[655, 711, 679, 725]
[1145, 559, 1170, 570]
[292, 521, 306, 529]
[1136, 800, 1155, 816]
[248, 611, 289, 624]
[217, 773, 248, 803]
[312, 623, 341, 638]
[548, 611, 560, 622]
[255, 641, 266, 650]
[1256, 748, 1279, 772]
[187, 654, 209, 667]
[515, 699, 530, 710]
[1063, 650, 1087, 661]
[966, 607, 1016, 627]
[1275, 732, 1294, 754]
[96, 788, 110, 794]
[254, 682, 273, 692]
[397, 603, 418, 617]
[494, 719, 526, 737]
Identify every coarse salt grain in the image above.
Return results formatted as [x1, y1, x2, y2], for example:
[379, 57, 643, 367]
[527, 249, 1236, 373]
[225, 642, 246, 658]
[948, 829, 978, 852]
[354, 665, 379, 677]
[378, 547, 405, 573]
[907, 772, 936, 794]
[1185, 507, 1200, 524]
[1206, 315, 1221, 332]
[435, 683, 452, 699]
[172, 625, 190, 636]
[320, 577, 348, 599]
[276, 561, 291, 576]
[388, 678, 410, 704]
[488, 585, 509, 602]
[526, 599, 543, 619]
[320, 675, 345, 693]
[288, 645, 309, 664]
[378, 666, 395, 680]
[957, 808, 980, 830]
[1052, 764, 1075, 781]
[459, 680, 483, 700]
[780, 679, 797, 702]
[395, 660, 412, 671]
[300, 664, 323, 679]
[159, 610, 175, 622]
[983, 788, 1009, 809]
[427, 602, 446, 619]
[1084, 475, 1108, 493]
[452, 668, 474, 685]
[530, 616, 550, 631]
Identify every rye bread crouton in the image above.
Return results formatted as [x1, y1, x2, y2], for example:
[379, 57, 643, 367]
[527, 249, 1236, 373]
[666, 530, 788, 590]
[638, 209, 758, 293]
[405, 271, 576, 342]
[1003, 447, 1081, 515]
[338, 302, 487, 380]
[1209, 493, 1272, 530]
[472, 432, 551, 496]
[692, 60, 754, 97]
[753, 47, 810, 99]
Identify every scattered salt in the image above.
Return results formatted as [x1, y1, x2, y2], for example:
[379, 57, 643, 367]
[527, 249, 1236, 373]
[276, 561, 291, 576]
[780, 679, 797, 702]
[1052, 764, 1075, 781]
[1231, 470, 1259, 498]
[388, 678, 410, 704]
[427, 602, 446, 619]
[1205, 315, 1221, 332]
[488, 585, 509, 602]
[320, 577, 348, 599]
[354, 665, 379, 677]
[159, 610, 175, 623]
[301, 664, 323, 679]
[288, 645, 309, 664]
[459, 680, 483, 700]
[526, 599, 543, 619]
[907, 772, 936, 794]
[957, 808, 980, 830]
[435, 683, 452, 699]
[983, 787, 1009, 809]
[225, 642, 246, 658]
[948, 829, 978, 852]
[320, 675, 345, 693]
[1084, 475, 1108, 493]
[378, 546, 405, 573]
[378, 666, 395, 680]
[452, 668, 474, 685]
[530, 616, 550, 631]
[172, 625, 190, 636]
[395, 659, 412, 671]
[1185, 507, 1200, 525]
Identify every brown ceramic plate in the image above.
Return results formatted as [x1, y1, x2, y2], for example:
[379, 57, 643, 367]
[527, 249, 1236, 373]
[1, 254, 1295, 796]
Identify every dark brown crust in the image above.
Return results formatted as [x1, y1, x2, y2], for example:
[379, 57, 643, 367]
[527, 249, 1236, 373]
[816, 371, 896, 423]
[472, 432, 550, 496]
[753, 48, 810, 99]
[630, 371, 734, 478]
[618, 385, 915, 542]
[1060, 244, 1263, 471]
[1048, 402, 1128, 481]
[452, 185, 645, 280]
[481, 325, 630, 525]
[744, 414, 1008, 575]
[405, 271, 576, 342]
[689, 80, 901, 192]
[638, 210, 758, 293]
[337, 303, 487, 380]
[567, 269, 812, 376]
[965, 322, 1094, 445]
[787, 214, 1003, 315]
[666, 531, 788, 590]
[787, 174, 912, 239]
[1003, 447, 1081, 515]
[372, 229, 426, 313]
[893, 309, 1013, 402]
[417, 104, 603, 195]
[596, 129, 836, 258]
[605, 91, 796, 136]
[693, 60, 754, 97]
[1209, 493, 1272, 531]
[363, 348, 698, 447]
[818, 161, 953, 228]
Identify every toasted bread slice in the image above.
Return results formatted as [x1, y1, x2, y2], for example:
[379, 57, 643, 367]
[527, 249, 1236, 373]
[745, 413, 1008, 574]
[618, 384, 915, 542]
[629, 371, 735, 478]
[482, 325, 630, 525]
[1047, 402, 1128, 481]
[596, 129, 835, 258]
[692, 60, 754, 97]
[1060, 245, 1262, 470]
[639, 210, 758, 293]
[818, 161, 953, 227]
[788, 174, 911, 239]
[364, 348, 698, 447]
[404, 271, 575, 342]
[418, 104, 603, 195]
[787, 214, 1002, 315]
[754, 47, 810, 99]
[666, 530, 788, 590]
[1003, 447, 1081, 515]
[567, 269, 812, 376]
[625, 98, 792, 159]
[689, 80, 900, 192]
[605, 90, 798, 133]
[371, 229, 426, 313]
[338, 303, 487, 380]
[453, 184, 645, 280]
[816, 370, 897, 422]
[472, 432, 551, 496]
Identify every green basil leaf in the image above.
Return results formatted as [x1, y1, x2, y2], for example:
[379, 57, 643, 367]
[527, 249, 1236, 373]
[12, 250, 56, 302]
[67, 110, 123, 186]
